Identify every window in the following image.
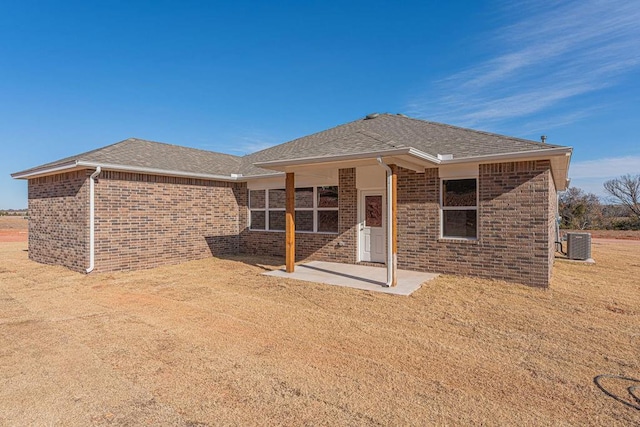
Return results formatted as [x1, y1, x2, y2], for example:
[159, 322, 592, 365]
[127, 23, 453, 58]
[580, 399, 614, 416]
[249, 186, 339, 233]
[317, 186, 338, 232]
[249, 190, 266, 230]
[441, 178, 477, 238]
[364, 195, 383, 227]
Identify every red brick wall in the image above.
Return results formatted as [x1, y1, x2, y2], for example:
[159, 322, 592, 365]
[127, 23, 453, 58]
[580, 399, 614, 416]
[93, 171, 244, 272]
[396, 161, 554, 287]
[239, 168, 358, 263]
[27, 171, 90, 272]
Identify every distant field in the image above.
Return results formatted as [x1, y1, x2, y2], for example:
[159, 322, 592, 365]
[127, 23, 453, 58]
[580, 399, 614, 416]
[582, 229, 640, 240]
[0, 231, 638, 424]
[0, 216, 27, 229]
[0, 217, 27, 242]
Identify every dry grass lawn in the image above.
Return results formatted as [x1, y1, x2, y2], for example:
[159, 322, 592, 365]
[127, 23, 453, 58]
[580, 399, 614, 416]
[0, 221, 638, 425]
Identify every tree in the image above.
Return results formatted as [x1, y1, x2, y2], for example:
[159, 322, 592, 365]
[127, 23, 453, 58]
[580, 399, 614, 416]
[603, 174, 640, 218]
[558, 187, 602, 229]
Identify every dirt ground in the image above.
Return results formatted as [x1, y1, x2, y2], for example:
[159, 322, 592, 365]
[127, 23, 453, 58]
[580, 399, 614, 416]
[0, 221, 639, 425]
[0, 217, 28, 243]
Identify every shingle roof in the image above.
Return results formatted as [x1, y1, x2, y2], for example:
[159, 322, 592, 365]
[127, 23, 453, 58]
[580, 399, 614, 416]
[244, 113, 563, 169]
[12, 114, 570, 179]
[15, 138, 243, 178]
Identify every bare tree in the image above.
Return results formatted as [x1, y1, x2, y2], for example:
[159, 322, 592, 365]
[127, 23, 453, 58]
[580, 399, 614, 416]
[603, 174, 640, 217]
[559, 187, 602, 229]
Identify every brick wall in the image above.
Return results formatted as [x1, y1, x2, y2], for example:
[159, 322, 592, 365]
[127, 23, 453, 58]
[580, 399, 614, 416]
[28, 171, 90, 272]
[27, 163, 555, 286]
[93, 171, 244, 272]
[239, 168, 358, 263]
[396, 161, 554, 287]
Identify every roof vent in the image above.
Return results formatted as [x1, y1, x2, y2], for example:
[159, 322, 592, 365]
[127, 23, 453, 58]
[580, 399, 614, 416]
[396, 113, 408, 117]
[541, 135, 547, 143]
[365, 113, 379, 120]
[437, 154, 454, 161]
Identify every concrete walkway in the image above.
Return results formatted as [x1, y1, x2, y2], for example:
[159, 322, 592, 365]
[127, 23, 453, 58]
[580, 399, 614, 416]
[264, 261, 438, 296]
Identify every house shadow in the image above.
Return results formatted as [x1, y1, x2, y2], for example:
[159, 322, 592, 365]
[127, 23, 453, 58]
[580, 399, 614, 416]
[204, 235, 285, 272]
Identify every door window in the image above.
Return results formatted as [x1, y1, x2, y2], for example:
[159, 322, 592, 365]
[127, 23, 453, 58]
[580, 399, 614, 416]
[365, 195, 383, 227]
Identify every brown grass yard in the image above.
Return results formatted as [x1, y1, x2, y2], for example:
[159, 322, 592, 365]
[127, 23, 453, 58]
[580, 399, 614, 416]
[0, 219, 639, 425]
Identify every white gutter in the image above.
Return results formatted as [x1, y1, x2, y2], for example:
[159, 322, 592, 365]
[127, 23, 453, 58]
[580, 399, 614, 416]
[11, 159, 288, 187]
[252, 146, 571, 170]
[11, 160, 81, 179]
[86, 166, 101, 273]
[11, 160, 245, 181]
[254, 147, 416, 169]
[376, 157, 395, 287]
[439, 147, 572, 164]
[76, 162, 238, 181]
[13, 146, 572, 183]
[406, 147, 442, 164]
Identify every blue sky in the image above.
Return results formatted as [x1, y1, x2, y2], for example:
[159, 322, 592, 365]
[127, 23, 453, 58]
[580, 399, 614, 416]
[1, 0, 639, 209]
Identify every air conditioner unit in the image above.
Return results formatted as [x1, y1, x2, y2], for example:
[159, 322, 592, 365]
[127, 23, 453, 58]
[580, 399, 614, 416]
[566, 232, 591, 260]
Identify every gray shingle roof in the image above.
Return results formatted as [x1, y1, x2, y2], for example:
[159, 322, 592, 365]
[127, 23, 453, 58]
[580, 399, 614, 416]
[13, 114, 570, 179]
[15, 138, 243, 178]
[244, 113, 563, 169]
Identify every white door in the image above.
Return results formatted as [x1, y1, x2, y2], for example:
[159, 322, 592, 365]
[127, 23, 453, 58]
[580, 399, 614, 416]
[359, 191, 385, 263]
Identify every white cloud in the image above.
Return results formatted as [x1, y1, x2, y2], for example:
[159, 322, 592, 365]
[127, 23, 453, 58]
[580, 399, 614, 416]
[229, 136, 276, 155]
[568, 177, 609, 198]
[408, 0, 640, 128]
[568, 155, 640, 197]
[569, 156, 640, 179]
[197, 132, 277, 156]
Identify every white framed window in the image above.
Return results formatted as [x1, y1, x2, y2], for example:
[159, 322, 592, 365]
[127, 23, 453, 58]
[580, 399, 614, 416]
[249, 186, 338, 233]
[440, 178, 477, 239]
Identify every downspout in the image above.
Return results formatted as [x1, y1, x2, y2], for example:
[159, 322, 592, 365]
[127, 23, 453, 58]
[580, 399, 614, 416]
[86, 166, 101, 273]
[376, 157, 395, 287]
[555, 192, 565, 255]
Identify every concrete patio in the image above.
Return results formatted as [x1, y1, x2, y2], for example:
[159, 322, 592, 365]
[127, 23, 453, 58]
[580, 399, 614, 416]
[264, 261, 438, 295]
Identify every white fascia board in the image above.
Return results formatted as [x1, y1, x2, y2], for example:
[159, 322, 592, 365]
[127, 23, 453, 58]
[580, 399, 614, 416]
[252, 148, 415, 170]
[12, 160, 244, 182]
[406, 148, 441, 164]
[11, 161, 81, 179]
[440, 147, 573, 165]
[440, 147, 573, 190]
[252, 146, 572, 170]
[76, 162, 239, 181]
[239, 172, 285, 181]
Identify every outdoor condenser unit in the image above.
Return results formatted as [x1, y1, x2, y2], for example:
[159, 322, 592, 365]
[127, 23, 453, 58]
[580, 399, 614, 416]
[566, 232, 591, 260]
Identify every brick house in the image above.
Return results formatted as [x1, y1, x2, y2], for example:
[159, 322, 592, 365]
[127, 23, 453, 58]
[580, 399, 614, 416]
[12, 114, 572, 287]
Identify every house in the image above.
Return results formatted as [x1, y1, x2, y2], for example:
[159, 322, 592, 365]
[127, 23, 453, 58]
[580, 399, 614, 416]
[12, 113, 572, 287]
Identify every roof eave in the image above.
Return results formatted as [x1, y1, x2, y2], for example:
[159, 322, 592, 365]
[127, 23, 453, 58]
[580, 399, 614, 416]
[252, 147, 440, 171]
[11, 160, 245, 182]
[76, 162, 240, 181]
[440, 147, 573, 191]
[11, 160, 81, 179]
[439, 147, 573, 165]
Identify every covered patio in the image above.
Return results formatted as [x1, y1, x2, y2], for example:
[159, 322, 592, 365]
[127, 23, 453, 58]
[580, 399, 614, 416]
[264, 260, 438, 296]
[253, 146, 436, 289]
